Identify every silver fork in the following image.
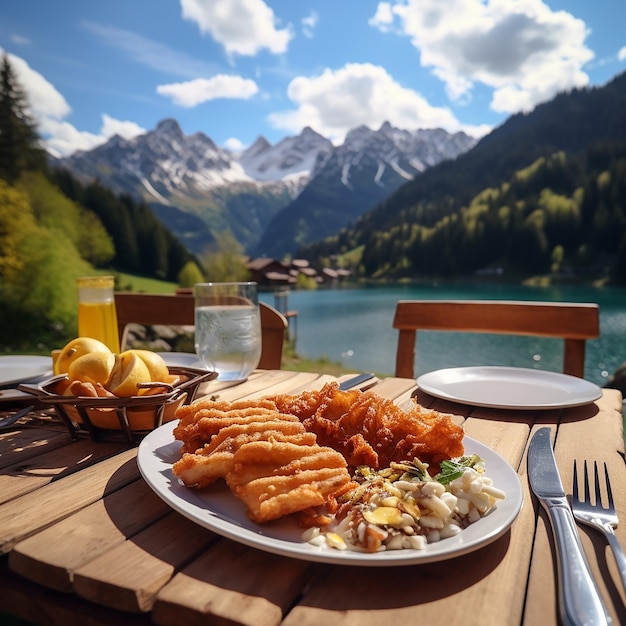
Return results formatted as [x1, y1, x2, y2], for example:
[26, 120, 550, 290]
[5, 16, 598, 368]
[572, 459, 626, 593]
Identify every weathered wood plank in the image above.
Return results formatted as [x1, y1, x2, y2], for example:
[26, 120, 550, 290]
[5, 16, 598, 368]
[0, 448, 138, 555]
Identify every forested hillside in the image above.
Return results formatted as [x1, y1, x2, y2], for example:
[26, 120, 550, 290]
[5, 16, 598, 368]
[299, 71, 626, 283]
[305, 147, 626, 280]
[0, 55, 196, 349]
[52, 169, 193, 281]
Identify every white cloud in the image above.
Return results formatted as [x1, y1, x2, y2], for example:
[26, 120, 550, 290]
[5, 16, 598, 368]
[3, 51, 71, 120]
[82, 21, 219, 79]
[267, 62, 485, 142]
[302, 11, 319, 38]
[180, 0, 293, 57]
[157, 75, 258, 107]
[224, 137, 245, 151]
[368, 2, 396, 32]
[3, 50, 145, 156]
[371, 0, 594, 114]
[40, 114, 146, 158]
[100, 114, 146, 140]
[619, 46, 626, 62]
[39, 118, 104, 157]
[10, 34, 31, 45]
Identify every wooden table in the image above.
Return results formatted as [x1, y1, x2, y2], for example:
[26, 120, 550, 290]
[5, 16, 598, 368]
[0, 369, 624, 626]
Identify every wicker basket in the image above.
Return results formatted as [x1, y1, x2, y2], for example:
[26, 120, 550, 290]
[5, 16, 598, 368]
[19, 366, 217, 443]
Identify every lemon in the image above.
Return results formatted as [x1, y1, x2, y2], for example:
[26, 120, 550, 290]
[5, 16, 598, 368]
[54, 337, 112, 375]
[106, 351, 151, 397]
[68, 351, 115, 386]
[125, 349, 169, 382]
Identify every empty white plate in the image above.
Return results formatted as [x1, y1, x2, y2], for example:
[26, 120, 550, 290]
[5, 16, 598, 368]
[417, 366, 602, 409]
[0, 355, 53, 389]
[157, 352, 204, 368]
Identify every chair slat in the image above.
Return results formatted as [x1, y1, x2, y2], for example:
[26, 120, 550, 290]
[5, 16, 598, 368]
[393, 300, 599, 379]
[114, 292, 286, 370]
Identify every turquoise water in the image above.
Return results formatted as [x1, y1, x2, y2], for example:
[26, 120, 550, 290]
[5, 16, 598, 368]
[260, 283, 626, 386]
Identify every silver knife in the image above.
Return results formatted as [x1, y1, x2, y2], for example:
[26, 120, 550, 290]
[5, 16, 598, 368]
[338, 373, 375, 390]
[528, 427, 613, 626]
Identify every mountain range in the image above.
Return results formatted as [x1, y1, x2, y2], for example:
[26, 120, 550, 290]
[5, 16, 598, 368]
[58, 119, 476, 258]
[298, 70, 626, 280]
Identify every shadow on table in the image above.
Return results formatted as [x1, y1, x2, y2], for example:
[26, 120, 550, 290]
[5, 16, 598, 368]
[300, 531, 512, 610]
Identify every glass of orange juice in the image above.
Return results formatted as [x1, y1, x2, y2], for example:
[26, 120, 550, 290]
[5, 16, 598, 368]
[76, 276, 120, 353]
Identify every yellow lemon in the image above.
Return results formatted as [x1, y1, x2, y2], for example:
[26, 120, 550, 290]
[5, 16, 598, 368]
[54, 337, 112, 375]
[68, 351, 116, 386]
[125, 349, 169, 382]
[106, 351, 151, 397]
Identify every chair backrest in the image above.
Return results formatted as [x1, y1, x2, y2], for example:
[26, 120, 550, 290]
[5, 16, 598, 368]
[392, 300, 600, 379]
[114, 292, 287, 370]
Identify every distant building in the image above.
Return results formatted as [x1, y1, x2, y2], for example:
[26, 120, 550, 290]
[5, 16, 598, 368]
[247, 257, 351, 285]
[246, 258, 291, 285]
[321, 267, 339, 281]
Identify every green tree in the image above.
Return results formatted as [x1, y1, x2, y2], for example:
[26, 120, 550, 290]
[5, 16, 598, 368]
[0, 179, 33, 280]
[54, 172, 195, 281]
[551, 245, 564, 274]
[0, 180, 91, 348]
[201, 232, 250, 282]
[0, 54, 46, 184]
[178, 261, 204, 287]
[18, 171, 115, 267]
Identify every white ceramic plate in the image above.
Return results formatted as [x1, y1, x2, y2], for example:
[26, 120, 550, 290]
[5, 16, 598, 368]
[138, 422, 523, 566]
[157, 352, 204, 368]
[417, 366, 602, 410]
[0, 355, 53, 389]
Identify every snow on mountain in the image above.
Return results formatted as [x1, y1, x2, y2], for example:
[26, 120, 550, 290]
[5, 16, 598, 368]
[59, 118, 476, 257]
[334, 122, 475, 189]
[62, 118, 474, 198]
[253, 123, 476, 258]
[239, 127, 333, 182]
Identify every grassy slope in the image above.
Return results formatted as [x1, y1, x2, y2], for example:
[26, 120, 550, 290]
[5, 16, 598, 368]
[115, 272, 178, 294]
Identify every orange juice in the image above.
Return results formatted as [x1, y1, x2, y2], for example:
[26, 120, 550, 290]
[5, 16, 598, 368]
[77, 276, 121, 353]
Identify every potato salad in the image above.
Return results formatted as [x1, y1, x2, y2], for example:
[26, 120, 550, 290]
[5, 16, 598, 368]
[303, 455, 506, 552]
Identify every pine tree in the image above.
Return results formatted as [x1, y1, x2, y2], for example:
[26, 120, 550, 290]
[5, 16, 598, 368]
[0, 53, 46, 184]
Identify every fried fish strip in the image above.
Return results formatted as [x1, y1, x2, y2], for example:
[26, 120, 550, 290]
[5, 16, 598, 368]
[200, 417, 308, 454]
[226, 440, 355, 523]
[176, 397, 277, 424]
[172, 400, 312, 483]
[172, 429, 317, 488]
[173, 405, 297, 453]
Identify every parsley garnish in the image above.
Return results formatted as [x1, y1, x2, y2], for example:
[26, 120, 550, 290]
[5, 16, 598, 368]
[435, 454, 482, 484]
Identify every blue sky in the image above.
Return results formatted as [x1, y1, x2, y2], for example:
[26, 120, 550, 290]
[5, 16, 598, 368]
[1, 0, 625, 157]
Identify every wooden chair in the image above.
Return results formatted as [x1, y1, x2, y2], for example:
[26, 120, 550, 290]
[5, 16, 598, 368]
[114, 291, 287, 370]
[392, 300, 600, 379]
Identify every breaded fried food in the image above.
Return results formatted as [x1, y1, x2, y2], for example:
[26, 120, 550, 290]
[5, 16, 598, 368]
[175, 397, 278, 423]
[226, 440, 355, 523]
[173, 422, 316, 488]
[199, 417, 309, 454]
[173, 401, 297, 454]
[270, 382, 464, 470]
[172, 397, 311, 484]
[171, 387, 462, 524]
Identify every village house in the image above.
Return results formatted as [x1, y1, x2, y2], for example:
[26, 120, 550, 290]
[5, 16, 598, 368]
[246, 257, 352, 286]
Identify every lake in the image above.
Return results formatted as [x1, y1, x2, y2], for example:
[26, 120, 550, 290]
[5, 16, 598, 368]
[259, 282, 626, 386]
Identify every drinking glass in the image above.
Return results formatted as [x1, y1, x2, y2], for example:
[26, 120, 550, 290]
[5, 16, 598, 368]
[76, 276, 120, 353]
[194, 282, 262, 381]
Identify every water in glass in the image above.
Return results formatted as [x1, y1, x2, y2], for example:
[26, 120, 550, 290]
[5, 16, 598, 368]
[195, 301, 261, 381]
